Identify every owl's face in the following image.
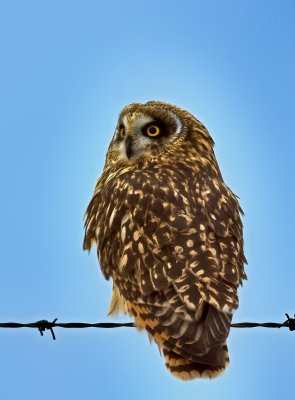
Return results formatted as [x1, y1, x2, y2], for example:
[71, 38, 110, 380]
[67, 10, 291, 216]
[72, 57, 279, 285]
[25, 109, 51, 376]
[109, 101, 192, 163]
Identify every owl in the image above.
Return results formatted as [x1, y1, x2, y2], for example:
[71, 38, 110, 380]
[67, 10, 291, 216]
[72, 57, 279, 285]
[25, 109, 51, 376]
[83, 101, 247, 380]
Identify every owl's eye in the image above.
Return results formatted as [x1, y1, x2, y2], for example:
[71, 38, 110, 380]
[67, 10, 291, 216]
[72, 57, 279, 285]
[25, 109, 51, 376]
[145, 125, 161, 138]
[118, 126, 125, 140]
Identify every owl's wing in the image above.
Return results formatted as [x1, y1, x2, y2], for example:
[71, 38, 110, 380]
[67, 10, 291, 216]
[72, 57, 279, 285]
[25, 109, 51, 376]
[128, 170, 246, 362]
[84, 167, 246, 372]
[117, 170, 246, 310]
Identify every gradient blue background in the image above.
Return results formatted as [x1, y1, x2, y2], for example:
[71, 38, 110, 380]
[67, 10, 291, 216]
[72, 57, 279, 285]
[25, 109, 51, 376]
[0, 1, 294, 399]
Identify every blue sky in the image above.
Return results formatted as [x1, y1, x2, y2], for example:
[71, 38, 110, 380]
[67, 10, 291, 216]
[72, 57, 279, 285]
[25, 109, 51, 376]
[0, 1, 294, 399]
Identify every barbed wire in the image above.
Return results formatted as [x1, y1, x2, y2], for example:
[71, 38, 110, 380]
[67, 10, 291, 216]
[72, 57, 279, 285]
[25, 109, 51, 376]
[0, 313, 294, 341]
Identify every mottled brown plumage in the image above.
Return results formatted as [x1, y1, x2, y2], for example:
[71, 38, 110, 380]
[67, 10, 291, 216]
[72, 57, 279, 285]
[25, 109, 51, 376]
[83, 101, 247, 380]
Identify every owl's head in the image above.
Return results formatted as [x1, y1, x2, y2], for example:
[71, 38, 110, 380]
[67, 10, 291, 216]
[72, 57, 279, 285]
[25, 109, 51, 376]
[107, 101, 215, 165]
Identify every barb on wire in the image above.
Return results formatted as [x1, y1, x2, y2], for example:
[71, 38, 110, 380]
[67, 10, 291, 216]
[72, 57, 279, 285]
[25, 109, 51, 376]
[0, 313, 294, 340]
[37, 319, 58, 340]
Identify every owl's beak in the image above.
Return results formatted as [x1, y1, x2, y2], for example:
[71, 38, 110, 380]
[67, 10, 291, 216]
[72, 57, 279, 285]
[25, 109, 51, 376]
[125, 136, 133, 159]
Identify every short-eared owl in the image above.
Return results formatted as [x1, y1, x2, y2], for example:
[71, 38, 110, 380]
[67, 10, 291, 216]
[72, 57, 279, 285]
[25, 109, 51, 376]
[83, 101, 247, 380]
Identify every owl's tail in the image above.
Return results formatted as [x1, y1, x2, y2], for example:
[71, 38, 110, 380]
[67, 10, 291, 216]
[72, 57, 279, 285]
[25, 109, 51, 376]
[163, 344, 229, 380]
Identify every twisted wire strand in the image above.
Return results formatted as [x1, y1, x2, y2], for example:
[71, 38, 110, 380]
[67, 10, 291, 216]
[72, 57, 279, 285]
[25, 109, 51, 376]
[0, 313, 294, 340]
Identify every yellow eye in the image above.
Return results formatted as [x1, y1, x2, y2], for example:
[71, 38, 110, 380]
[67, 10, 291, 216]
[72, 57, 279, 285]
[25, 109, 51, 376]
[146, 125, 160, 137]
[118, 127, 125, 140]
